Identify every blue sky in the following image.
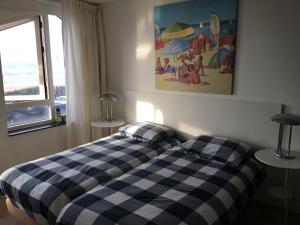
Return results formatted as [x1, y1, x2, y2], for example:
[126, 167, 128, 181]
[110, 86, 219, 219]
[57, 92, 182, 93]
[155, 0, 238, 28]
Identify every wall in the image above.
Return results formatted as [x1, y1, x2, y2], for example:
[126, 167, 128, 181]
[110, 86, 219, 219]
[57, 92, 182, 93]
[0, 0, 67, 173]
[103, 0, 300, 212]
[103, 0, 300, 147]
[0, 0, 61, 24]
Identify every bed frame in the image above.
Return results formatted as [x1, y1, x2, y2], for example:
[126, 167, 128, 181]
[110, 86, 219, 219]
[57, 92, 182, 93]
[6, 198, 40, 225]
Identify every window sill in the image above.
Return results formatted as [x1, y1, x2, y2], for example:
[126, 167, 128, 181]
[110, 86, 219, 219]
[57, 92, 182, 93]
[8, 121, 66, 137]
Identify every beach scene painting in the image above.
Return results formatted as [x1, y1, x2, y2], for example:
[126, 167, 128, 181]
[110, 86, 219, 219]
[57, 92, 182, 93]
[155, 0, 238, 94]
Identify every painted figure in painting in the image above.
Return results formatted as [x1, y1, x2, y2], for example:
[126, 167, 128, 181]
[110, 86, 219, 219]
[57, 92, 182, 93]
[188, 64, 201, 84]
[195, 54, 204, 76]
[154, 0, 238, 94]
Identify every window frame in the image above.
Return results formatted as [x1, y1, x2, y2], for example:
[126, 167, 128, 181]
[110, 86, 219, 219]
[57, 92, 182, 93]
[0, 15, 62, 132]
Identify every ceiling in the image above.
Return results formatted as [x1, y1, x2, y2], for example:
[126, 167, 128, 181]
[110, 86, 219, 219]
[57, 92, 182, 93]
[48, 0, 118, 3]
[84, 0, 118, 3]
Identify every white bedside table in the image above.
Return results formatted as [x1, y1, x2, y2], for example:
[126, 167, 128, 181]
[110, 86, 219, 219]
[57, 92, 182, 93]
[255, 149, 300, 225]
[91, 119, 125, 137]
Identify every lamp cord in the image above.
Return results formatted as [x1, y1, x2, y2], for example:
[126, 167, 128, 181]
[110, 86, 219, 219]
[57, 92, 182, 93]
[288, 125, 293, 154]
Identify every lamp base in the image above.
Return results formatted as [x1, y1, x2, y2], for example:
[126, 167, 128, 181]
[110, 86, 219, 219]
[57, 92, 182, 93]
[273, 151, 282, 158]
[282, 151, 296, 159]
[103, 118, 117, 123]
[274, 151, 296, 159]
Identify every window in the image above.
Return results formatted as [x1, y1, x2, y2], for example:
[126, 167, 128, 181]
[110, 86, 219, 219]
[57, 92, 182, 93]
[0, 15, 66, 131]
[49, 15, 66, 116]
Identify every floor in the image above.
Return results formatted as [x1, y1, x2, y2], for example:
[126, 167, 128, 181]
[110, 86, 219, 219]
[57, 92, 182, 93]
[236, 202, 300, 225]
[0, 201, 299, 225]
[0, 208, 23, 225]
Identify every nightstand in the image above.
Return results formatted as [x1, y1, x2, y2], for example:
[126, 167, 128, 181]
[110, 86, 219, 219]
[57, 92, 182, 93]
[91, 119, 125, 138]
[255, 149, 300, 225]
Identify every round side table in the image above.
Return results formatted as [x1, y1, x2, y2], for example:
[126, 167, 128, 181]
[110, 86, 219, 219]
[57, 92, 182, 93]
[255, 149, 300, 225]
[91, 119, 125, 139]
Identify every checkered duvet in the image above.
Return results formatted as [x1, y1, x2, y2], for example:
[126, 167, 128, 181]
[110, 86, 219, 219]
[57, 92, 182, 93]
[0, 134, 180, 225]
[57, 147, 264, 225]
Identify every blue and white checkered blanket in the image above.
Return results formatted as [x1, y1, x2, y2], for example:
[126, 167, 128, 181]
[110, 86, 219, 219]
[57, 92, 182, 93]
[57, 147, 264, 225]
[0, 134, 180, 225]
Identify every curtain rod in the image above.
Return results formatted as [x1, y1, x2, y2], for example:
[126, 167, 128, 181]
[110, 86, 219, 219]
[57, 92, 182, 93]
[36, 0, 100, 7]
[78, 0, 102, 6]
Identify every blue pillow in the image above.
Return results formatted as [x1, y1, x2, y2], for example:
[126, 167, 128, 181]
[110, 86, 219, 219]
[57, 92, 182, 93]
[182, 135, 251, 166]
[118, 122, 177, 143]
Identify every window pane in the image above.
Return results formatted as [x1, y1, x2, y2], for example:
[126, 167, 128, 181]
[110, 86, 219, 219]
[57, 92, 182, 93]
[49, 15, 66, 115]
[6, 105, 50, 127]
[0, 20, 44, 102]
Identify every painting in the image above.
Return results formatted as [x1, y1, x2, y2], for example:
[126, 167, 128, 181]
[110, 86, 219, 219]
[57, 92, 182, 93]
[154, 0, 238, 94]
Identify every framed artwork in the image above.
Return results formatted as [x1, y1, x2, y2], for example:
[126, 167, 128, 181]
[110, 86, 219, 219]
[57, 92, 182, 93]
[154, 0, 238, 94]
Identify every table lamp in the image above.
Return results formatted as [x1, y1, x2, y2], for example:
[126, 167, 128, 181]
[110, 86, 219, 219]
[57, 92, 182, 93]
[99, 93, 118, 122]
[271, 113, 300, 159]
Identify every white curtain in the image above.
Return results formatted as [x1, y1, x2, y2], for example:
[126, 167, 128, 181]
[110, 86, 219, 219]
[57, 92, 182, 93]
[62, 0, 107, 147]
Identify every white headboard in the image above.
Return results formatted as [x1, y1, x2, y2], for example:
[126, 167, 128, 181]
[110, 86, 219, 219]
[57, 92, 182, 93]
[123, 90, 282, 149]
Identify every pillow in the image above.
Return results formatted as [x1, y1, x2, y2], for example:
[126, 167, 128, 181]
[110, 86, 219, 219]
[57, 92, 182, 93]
[182, 135, 251, 166]
[118, 121, 177, 143]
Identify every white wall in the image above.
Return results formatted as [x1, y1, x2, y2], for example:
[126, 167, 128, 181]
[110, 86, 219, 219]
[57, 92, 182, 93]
[103, 0, 300, 211]
[0, 0, 61, 24]
[103, 0, 300, 150]
[0, 0, 67, 173]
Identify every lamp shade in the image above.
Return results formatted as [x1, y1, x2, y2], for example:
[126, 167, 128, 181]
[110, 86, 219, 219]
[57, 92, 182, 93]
[271, 113, 300, 125]
[99, 94, 118, 103]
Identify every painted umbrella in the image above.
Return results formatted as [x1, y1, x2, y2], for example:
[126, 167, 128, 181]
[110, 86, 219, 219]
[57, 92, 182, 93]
[161, 22, 195, 41]
[210, 12, 220, 49]
[161, 39, 191, 80]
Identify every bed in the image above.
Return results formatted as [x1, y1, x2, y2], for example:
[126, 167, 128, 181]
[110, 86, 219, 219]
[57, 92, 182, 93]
[56, 136, 265, 225]
[0, 122, 180, 225]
